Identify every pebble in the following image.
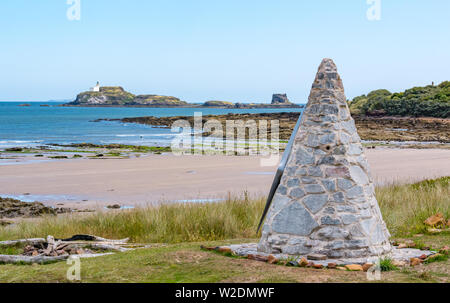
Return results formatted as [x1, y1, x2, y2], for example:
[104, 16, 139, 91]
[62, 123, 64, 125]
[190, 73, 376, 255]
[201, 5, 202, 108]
[410, 258, 422, 266]
[299, 257, 308, 267]
[313, 264, 324, 269]
[327, 263, 337, 269]
[345, 264, 363, 271]
[307, 254, 327, 260]
[362, 263, 373, 272]
[268, 255, 278, 264]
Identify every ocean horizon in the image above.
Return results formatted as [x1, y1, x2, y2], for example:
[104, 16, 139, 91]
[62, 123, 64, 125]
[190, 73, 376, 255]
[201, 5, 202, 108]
[0, 102, 302, 149]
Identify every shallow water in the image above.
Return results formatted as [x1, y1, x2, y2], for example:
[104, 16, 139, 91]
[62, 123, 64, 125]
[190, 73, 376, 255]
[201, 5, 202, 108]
[0, 102, 302, 148]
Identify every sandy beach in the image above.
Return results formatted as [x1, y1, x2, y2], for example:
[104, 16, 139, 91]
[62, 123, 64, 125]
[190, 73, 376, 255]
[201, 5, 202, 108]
[0, 148, 449, 209]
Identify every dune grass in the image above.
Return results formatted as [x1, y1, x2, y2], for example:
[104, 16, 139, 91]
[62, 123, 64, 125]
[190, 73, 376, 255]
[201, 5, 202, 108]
[376, 176, 449, 236]
[0, 193, 265, 243]
[0, 178, 448, 243]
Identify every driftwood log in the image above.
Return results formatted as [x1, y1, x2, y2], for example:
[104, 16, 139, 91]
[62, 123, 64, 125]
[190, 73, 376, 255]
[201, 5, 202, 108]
[90, 244, 131, 252]
[0, 234, 131, 265]
[0, 254, 68, 264]
[57, 234, 129, 243]
[0, 252, 115, 264]
[0, 238, 45, 247]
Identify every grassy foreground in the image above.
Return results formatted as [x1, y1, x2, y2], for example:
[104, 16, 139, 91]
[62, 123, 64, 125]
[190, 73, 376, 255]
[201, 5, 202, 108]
[1, 178, 448, 242]
[0, 177, 448, 283]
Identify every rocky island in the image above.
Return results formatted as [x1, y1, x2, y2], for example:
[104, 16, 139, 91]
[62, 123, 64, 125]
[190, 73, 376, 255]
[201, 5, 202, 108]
[63, 84, 303, 108]
[64, 86, 189, 107]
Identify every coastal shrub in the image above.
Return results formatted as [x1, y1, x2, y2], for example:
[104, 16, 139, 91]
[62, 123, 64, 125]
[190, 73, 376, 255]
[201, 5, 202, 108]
[0, 177, 448, 243]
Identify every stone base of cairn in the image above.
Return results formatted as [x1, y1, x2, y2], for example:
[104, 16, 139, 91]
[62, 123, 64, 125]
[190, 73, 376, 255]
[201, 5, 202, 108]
[218, 243, 435, 267]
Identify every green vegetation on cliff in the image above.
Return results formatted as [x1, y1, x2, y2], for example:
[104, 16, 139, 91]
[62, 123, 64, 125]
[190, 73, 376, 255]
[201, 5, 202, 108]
[202, 100, 234, 107]
[134, 95, 187, 106]
[349, 81, 450, 118]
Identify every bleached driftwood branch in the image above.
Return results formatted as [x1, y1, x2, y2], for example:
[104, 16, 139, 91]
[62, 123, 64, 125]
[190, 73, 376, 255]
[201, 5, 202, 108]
[0, 238, 45, 247]
[57, 234, 129, 243]
[0, 254, 68, 264]
[0, 253, 116, 264]
[89, 244, 131, 252]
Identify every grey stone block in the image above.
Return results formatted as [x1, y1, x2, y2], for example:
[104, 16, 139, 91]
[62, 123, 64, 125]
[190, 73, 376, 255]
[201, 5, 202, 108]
[295, 147, 315, 165]
[282, 245, 311, 255]
[346, 186, 365, 199]
[287, 178, 300, 187]
[349, 165, 369, 185]
[332, 192, 345, 203]
[301, 177, 316, 184]
[289, 188, 306, 199]
[272, 203, 318, 236]
[304, 184, 325, 194]
[337, 178, 353, 190]
[321, 216, 341, 225]
[322, 179, 336, 192]
[303, 194, 328, 214]
[307, 167, 323, 177]
[278, 185, 288, 195]
[312, 226, 350, 240]
[341, 214, 358, 225]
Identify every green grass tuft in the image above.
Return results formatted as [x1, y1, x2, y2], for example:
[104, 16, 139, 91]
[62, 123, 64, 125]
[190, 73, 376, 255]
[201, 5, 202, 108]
[424, 254, 448, 264]
[379, 258, 398, 272]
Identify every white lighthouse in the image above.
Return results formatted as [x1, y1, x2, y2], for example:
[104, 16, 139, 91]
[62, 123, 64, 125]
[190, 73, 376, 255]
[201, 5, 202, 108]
[90, 81, 100, 92]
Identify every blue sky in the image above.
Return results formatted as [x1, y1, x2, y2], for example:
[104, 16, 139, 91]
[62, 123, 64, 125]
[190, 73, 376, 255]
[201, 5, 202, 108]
[0, 0, 449, 102]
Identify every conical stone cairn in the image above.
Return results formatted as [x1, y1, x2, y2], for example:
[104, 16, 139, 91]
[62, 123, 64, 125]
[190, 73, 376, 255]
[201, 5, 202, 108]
[258, 59, 392, 259]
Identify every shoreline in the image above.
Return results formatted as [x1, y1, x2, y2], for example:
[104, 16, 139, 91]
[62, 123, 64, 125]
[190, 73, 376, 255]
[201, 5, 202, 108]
[1, 149, 449, 209]
[98, 113, 450, 143]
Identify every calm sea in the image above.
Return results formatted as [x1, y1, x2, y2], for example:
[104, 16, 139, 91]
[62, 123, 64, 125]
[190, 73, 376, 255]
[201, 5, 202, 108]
[0, 102, 302, 148]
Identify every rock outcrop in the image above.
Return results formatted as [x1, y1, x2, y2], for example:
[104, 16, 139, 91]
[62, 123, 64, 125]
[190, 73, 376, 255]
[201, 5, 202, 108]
[257, 59, 392, 259]
[0, 197, 56, 218]
[272, 94, 291, 105]
[70, 86, 135, 105]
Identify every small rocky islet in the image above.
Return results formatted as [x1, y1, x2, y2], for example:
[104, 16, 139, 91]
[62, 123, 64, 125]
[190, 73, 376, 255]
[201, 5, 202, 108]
[63, 86, 302, 108]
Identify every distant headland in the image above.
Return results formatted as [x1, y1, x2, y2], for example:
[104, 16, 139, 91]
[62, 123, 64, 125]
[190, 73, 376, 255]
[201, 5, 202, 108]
[62, 83, 304, 108]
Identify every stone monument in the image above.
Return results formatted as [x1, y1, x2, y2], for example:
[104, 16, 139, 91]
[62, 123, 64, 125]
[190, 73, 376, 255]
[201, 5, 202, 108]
[257, 58, 392, 260]
[218, 59, 435, 265]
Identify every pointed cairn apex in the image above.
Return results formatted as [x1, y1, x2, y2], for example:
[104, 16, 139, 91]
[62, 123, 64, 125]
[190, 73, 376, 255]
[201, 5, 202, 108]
[257, 58, 392, 260]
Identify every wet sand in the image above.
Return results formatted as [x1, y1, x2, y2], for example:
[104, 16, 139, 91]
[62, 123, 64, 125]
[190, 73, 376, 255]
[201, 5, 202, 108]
[0, 148, 449, 209]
